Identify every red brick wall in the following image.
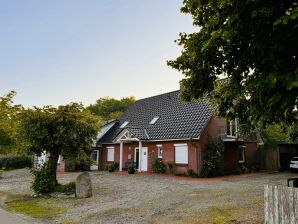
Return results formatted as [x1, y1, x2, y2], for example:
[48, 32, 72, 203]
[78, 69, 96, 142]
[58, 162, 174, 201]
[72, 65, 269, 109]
[224, 141, 258, 170]
[224, 142, 240, 169]
[100, 117, 263, 175]
[244, 141, 258, 167]
[101, 140, 201, 174]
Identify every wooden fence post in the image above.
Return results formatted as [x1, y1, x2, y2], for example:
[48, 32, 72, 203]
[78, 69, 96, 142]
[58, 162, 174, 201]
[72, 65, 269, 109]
[264, 184, 298, 224]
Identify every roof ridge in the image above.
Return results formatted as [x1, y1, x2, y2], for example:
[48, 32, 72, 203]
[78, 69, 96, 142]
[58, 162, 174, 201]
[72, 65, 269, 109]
[135, 90, 180, 103]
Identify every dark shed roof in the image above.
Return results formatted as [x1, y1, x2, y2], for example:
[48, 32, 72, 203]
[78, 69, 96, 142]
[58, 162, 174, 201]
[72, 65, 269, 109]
[98, 90, 215, 143]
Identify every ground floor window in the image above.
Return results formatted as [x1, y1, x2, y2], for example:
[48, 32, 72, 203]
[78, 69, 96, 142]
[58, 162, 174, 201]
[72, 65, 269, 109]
[174, 144, 188, 164]
[107, 147, 114, 162]
[157, 145, 163, 159]
[239, 146, 246, 163]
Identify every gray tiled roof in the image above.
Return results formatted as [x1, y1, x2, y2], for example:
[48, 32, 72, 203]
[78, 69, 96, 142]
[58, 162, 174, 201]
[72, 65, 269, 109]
[98, 90, 215, 143]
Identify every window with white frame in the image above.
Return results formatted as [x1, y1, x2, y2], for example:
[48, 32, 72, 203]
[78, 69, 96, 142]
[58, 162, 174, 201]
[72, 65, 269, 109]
[157, 145, 163, 159]
[239, 146, 246, 163]
[174, 144, 188, 164]
[120, 121, 129, 128]
[107, 147, 114, 162]
[150, 116, 159, 125]
[227, 119, 237, 137]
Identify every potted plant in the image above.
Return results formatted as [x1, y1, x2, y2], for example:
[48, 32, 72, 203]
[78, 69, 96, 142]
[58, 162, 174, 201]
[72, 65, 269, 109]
[128, 163, 135, 174]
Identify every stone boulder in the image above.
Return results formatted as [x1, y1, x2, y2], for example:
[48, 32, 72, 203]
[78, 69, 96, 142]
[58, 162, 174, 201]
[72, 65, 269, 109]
[75, 172, 92, 199]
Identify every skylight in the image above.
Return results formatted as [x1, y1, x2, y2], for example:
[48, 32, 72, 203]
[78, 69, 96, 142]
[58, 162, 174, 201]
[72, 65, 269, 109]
[149, 116, 159, 125]
[120, 121, 129, 128]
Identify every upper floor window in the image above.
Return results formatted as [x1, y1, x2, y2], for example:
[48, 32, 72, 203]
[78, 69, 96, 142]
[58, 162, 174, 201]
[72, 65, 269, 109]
[227, 119, 237, 137]
[150, 116, 159, 125]
[120, 121, 129, 128]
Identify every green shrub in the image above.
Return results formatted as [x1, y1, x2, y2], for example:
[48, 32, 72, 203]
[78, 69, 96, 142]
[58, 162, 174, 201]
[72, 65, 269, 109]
[128, 163, 135, 174]
[0, 155, 32, 170]
[74, 160, 92, 171]
[107, 163, 115, 172]
[65, 150, 93, 172]
[200, 137, 225, 178]
[0, 168, 3, 178]
[187, 169, 198, 178]
[152, 159, 167, 174]
[30, 163, 57, 194]
[54, 182, 76, 194]
[240, 164, 249, 173]
[113, 162, 119, 171]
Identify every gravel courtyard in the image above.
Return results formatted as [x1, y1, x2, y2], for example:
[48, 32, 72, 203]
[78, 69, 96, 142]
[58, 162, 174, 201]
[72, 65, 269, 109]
[0, 169, 297, 224]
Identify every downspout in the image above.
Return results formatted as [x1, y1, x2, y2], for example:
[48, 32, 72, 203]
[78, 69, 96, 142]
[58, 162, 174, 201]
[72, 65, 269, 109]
[190, 138, 200, 175]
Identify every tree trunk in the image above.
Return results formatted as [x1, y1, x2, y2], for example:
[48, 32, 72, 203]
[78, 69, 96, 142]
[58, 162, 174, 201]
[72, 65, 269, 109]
[47, 152, 59, 185]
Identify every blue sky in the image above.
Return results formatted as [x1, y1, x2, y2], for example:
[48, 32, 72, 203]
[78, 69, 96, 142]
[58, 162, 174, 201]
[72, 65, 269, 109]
[0, 0, 194, 107]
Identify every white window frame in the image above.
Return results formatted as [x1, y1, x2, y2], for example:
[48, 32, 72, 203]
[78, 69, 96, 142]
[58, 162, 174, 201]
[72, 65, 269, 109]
[150, 116, 159, 125]
[174, 144, 188, 164]
[157, 144, 163, 159]
[239, 146, 246, 163]
[120, 121, 129, 128]
[107, 146, 115, 162]
[227, 119, 238, 138]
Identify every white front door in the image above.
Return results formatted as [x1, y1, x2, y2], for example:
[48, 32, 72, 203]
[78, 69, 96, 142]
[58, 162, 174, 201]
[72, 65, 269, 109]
[134, 147, 148, 171]
[141, 147, 148, 171]
[90, 150, 99, 171]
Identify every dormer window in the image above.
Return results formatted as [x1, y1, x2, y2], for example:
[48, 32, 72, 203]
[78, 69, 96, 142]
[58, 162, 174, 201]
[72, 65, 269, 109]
[149, 116, 159, 125]
[120, 121, 129, 128]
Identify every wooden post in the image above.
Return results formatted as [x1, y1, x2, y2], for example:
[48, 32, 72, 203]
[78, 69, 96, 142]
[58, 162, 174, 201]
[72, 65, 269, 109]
[264, 184, 298, 224]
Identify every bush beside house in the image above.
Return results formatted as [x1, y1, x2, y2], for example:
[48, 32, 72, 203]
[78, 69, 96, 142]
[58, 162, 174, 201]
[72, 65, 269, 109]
[200, 137, 225, 178]
[152, 159, 167, 174]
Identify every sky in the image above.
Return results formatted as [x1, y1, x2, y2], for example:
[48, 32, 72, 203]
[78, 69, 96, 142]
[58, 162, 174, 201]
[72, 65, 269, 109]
[0, 0, 195, 107]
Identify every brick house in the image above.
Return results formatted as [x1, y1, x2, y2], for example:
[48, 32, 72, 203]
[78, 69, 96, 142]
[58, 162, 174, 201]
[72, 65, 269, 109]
[95, 90, 258, 175]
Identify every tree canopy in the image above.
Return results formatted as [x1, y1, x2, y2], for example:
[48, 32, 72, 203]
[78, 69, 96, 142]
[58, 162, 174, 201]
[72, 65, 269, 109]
[262, 123, 298, 144]
[20, 103, 100, 187]
[87, 96, 135, 120]
[168, 0, 298, 128]
[0, 91, 24, 154]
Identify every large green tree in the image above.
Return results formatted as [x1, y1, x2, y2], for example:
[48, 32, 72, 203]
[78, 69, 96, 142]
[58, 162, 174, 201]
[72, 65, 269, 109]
[87, 96, 135, 120]
[168, 0, 298, 128]
[20, 103, 100, 189]
[0, 91, 23, 154]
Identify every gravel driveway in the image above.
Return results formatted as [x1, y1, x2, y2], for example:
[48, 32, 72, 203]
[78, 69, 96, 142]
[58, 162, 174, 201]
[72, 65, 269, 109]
[0, 169, 297, 224]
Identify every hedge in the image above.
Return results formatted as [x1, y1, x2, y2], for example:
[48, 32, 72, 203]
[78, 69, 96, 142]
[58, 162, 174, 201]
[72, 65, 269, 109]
[0, 155, 32, 170]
